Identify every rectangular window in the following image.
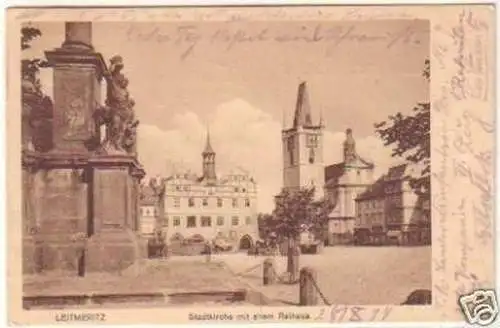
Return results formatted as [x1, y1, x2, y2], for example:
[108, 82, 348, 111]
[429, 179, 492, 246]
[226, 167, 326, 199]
[217, 198, 223, 207]
[201, 216, 212, 227]
[217, 216, 224, 226]
[232, 216, 239, 226]
[202, 198, 208, 206]
[245, 198, 250, 207]
[188, 198, 195, 207]
[245, 216, 252, 225]
[162, 216, 169, 227]
[232, 198, 238, 208]
[187, 216, 196, 228]
[173, 216, 181, 226]
[174, 197, 180, 208]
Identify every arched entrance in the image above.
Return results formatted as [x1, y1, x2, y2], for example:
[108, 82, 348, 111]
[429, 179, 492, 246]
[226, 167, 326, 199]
[239, 235, 254, 250]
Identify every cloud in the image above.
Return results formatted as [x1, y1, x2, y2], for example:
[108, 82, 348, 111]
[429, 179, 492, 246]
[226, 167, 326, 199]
[138, 98, 401, 213]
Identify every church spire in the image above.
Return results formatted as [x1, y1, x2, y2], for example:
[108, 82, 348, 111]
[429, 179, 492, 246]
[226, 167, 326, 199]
[293, 81, 313, 128]
[202, 129, 216, 184]
[203, 128, 214, 155]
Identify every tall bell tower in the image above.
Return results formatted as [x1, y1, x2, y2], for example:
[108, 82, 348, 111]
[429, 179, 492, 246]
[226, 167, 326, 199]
[282, 82, 325, 198]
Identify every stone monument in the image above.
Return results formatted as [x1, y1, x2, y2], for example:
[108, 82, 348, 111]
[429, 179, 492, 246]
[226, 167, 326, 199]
[22, 22, 146, 275]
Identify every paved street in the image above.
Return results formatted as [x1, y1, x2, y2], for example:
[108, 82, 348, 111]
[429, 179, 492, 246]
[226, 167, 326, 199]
[217, 246, 432, 305]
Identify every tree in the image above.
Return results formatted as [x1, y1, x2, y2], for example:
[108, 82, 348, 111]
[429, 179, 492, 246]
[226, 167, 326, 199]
[21, 26, 50, 83]
[21, 25, 53, 152]
[272, 187, 332, 282]
[374, 59, 430, 195]
[257, 213, 274, 240]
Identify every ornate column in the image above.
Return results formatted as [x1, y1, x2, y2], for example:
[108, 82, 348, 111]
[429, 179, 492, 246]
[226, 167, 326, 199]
[45, 22, 106, 154]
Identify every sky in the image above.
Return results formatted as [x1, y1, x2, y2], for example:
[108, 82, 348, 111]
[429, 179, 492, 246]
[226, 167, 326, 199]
[23, 20, 430, 212]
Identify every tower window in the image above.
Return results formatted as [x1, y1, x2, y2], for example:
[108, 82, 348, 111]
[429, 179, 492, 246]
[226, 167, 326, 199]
[309, 148, 315, 164]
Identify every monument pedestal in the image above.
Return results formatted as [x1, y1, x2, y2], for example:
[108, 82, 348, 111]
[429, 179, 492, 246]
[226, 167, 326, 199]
[85, 155, 146, 273]
[22, 236, 43, 274]
[86, 229, 147, 272]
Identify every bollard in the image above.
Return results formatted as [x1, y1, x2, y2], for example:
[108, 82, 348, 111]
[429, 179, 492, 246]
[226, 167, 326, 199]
[205, 243, 212, 263]
[287, 245, 300, 283]
[299, 267, 318, 306]
[263, 258, 275, 285]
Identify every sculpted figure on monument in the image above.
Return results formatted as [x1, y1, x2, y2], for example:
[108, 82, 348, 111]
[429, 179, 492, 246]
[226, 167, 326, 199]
[96, 55, 139, 154]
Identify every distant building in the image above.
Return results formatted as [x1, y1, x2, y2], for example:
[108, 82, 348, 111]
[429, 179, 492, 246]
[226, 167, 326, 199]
[355, 163, 431, 245]
[139, 184, 159, 236]
[324, 129, 375, 245]
[141, 132, 259, 251]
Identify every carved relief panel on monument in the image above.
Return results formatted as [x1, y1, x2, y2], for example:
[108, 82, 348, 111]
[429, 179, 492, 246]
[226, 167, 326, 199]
[54, 69, 95, 145]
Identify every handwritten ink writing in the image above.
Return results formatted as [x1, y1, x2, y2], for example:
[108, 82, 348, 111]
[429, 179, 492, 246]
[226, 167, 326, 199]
[448, 9, 489, 101]
[434, 281, 449, 308]
[329, 305, 391, 322]
[125, 22, 423, 60]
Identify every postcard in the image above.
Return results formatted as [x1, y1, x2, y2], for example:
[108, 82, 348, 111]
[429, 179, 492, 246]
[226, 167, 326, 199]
[6, 4, 497, 326]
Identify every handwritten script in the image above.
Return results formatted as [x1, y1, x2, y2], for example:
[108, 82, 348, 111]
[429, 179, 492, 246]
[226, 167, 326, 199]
[432, 8, 493, 318]
[126, 22, 423, 60]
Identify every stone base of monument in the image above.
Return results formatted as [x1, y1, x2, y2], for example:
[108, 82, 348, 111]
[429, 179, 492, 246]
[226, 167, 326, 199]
[34, 235, 87, 275]
[85, 229, 147, 273]
[22, 236, 43, 274]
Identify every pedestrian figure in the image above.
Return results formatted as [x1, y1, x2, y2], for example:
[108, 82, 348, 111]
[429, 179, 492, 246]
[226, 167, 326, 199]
[204, 241, 212, 263]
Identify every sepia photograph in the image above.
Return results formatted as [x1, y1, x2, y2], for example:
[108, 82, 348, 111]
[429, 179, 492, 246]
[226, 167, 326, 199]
[21, 18, 432, 309]
[7, 4, 496, 326]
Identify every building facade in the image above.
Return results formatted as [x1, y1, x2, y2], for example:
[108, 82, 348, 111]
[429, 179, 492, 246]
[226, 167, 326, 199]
[138, 184, 158, 237]
[355, 164, 431, 245]
[140, 132, 259, 251]
[324, 129, 375, 245]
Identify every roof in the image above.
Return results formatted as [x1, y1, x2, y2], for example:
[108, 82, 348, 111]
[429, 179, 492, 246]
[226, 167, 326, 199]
[324, 163, 345, 185]
[293, 81, 313, 128]
[202, 130, 215, 154]
[139, 185, 157, 206]
[385, 163, 408, 181]
[356, 175, 386, 201]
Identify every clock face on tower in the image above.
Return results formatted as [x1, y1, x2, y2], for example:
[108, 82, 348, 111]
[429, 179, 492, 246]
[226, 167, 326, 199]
[306, 134, 319, 148]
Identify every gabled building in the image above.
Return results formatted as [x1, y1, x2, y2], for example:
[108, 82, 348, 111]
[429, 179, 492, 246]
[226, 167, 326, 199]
[355, 163, 431, 245]
[142, 131, 259, 251]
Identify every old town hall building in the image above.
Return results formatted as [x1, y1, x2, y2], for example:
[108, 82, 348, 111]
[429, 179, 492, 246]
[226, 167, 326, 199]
[140, 132, 259, 251]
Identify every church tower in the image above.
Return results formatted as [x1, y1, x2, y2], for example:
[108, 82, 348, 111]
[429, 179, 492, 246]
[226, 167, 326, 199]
[202, 130, 217, 184]
[282, 82, 325, 198]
